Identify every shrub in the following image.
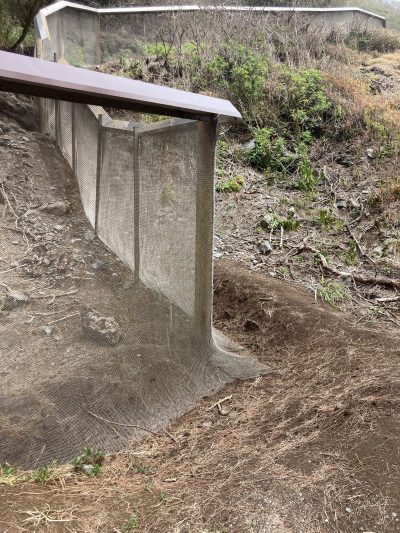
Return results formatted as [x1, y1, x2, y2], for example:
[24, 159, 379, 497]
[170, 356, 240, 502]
[316, 278, 350, 307]
[246, 128, 318, 190]
[345, 30, 400, 53]
[216, 175, 245, 193]
[74, 448, 105, 477]
[247, 128, 295, 172]
[204, 41, 267, 110]
[280, 68, 331, 135]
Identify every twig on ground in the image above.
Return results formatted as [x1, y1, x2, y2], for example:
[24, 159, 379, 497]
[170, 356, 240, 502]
[345, 224, 375, 265]
[293, 245, 400, 290]
[47, 312, 80, 325]
[32, 289, 78, 300]
[88, 411, 160, 438]
[207, 395, 232, 412]
[375, 296, 400, 303]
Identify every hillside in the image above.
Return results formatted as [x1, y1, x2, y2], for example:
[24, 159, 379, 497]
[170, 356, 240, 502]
[0, 101, 398, 532]
[98, 27, 400, 331]
[1, 6, 400, 533]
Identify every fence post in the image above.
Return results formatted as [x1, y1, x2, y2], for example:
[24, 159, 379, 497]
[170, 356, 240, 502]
[194, 117, 218, 345]
[54, 100, 61, 148]
[71, 103, 77, 176]
[94, 113, 103, 235]
[133, 126, 140, 286]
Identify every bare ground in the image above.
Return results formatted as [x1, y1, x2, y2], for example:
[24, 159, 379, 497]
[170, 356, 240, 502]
[1, 260, 399, 532]
[0, 93, 399, 532]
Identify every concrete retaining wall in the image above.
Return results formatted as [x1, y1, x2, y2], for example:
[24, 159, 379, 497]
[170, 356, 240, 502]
[35, 2, 386, 65]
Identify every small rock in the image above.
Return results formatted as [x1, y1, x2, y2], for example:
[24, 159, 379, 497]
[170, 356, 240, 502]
[81, 307, 122, 346]
[92, 259, 104, 271]
[84, 229, 95, 241]
[11, 240, 19, 245]
[244, 319, 259, 331]
[0, 288, 29, 311]
[366, 148, 375, 159]
[258, 214, 274, 230]
[260, 240, 273, 254]
[202, 421, 212, 428]
[42, 200, 70, 215]
[345, 507, 352, 513]
[336, 199, 347, 209]
[53, 224, 63, 232]
[42, 325, 54, 336]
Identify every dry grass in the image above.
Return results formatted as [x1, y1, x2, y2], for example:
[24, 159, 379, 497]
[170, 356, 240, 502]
[1, 261, 399, 533]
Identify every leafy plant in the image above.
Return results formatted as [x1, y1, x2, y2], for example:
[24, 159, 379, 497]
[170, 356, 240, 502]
[246, 128, 295, 173]
[216, 175, 244, 193]
[122, 512, 137, 532]
[257, 211, 300, 232]
[137, 464, 151, 475]
[31, 461, 57, 484]
[316, 208, 343, 230]
[0, 463, 19, 484]
[316, 278, 350, 307]
[73, 448, 105, 477]
[278, 67, 331, 136]
[205, 41, 267, 109]
[346, 30, 400, 53]
[159, 490, 168, 502]
[144, 479, 155, 491]
[345, 238, 358, 266]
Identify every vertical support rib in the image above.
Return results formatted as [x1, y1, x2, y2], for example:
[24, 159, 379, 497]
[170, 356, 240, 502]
[94, 113, 103, 234]
[133, 127, 140, 286]
[54, 100, 60, 148]
[35, 37, 46, 134]
[71, 103, 77, 176]
[194, 117, 218, 345]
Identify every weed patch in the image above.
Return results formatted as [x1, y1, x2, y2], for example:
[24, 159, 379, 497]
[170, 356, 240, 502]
[73, 448, 105, 477]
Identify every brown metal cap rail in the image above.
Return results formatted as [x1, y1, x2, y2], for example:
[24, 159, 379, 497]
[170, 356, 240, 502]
[0, 51, 241, 121]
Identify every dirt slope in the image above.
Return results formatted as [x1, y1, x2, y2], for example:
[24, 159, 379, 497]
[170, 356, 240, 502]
[1, 259, 399, 532]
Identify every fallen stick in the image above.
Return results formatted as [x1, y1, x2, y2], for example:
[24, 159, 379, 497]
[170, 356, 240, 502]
[33, 289, 78, 300]
[345, 224, 375, 265]
[207, 395, 232, 411]
[296, 245, 400, 291]
[88, 410, 178, 445]
[47, 312, 80, 325]
[374, 296, 400, 303]
[88, 411, 160, 437]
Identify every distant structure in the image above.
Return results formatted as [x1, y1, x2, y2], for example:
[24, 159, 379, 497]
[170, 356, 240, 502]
[35, 2, 386, 66]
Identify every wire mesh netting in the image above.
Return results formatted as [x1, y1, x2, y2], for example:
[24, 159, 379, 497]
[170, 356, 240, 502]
[0, 3, 270, 468]
[0, 97, 233, 467]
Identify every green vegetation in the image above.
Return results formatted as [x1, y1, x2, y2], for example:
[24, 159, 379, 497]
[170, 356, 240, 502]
[0, 0, 50, 52]
[216, 175, 245, 193]
[122, 513, 137, 532]
[204, 42, 267, 110]
[346, 29, 400, 53]
[137, 464, 151, 475]
[31, 461, 57, 484]
[73, 448, 105, 477]
[345, 238, 358, 266]
[316, 278, 350, 307]
[257, 211, 300, 232]
[314, 209, 344, 231]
